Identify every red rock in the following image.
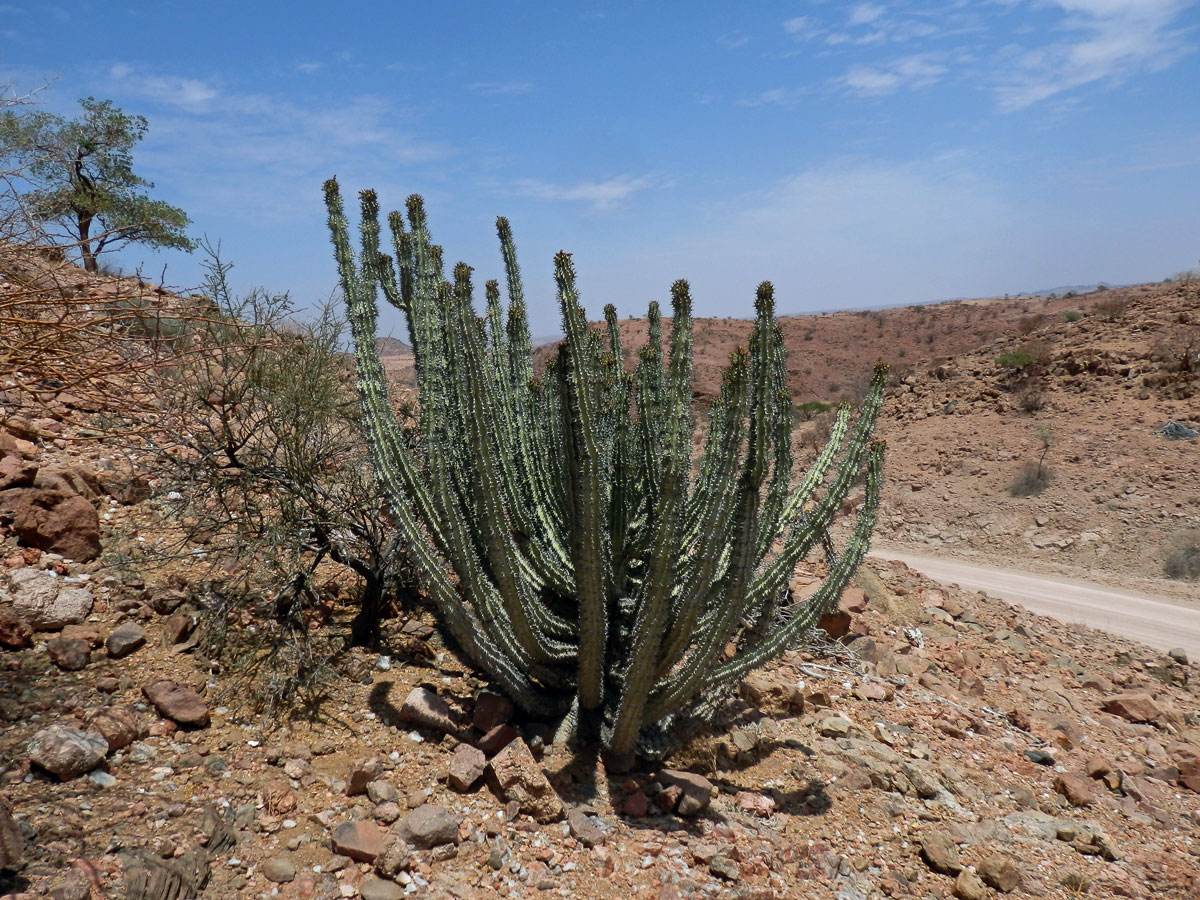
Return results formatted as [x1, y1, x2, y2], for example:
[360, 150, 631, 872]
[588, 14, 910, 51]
[654, 784, 683, 812]
[0, 455, 36, 489]
[853, 681, 894, 702]
[398, 686, 463, 737]
[1179, 775, 1200, 793]
[817, 609, 852, 640]
[1085, 755, 1114, 778]
[1054, 772, 1097, 807]
[656, 770, 715, 816]
[486, 738, 564, 822]
[472, 691, 513, 732]
[839, 586, 868, 614]
[622, 791, 648, 817]
[142, 680, 210, 727]
[0, 607, 32, 649]
[84, 706, 144, 752]
[448, 743, 487, 792]
[331, 820, 386, 862]
[734, 791, 776, 817]
[1102, 693, 1161, 723]
[346, 757, 383, 796]
[0, 488, 100, 561]
[978, 854, 1021, 892]
[476, 724, 517, 757]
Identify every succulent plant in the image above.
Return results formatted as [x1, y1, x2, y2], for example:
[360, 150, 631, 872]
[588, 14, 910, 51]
[324, 180, 886, 763]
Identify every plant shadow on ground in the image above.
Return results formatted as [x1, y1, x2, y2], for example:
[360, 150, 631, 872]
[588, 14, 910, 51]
[366, 674, 834, 837]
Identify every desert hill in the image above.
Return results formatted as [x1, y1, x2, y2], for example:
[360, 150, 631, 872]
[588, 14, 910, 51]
[0, 252, 1198, 899]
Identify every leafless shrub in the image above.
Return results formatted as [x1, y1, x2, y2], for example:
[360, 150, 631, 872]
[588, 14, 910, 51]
[1164, 531, 1200, 581]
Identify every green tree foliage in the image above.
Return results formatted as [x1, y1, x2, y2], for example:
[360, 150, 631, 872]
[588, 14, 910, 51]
[0, 97, 194, 272]
[325, 181, 887, 765]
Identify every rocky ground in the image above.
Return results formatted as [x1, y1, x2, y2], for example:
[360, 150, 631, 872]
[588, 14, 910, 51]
[1, 533, 1199, 900]
[2, 263, 1199, 899]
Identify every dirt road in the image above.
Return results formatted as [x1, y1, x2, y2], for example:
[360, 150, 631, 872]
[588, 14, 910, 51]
[871, 548, 1200, 658]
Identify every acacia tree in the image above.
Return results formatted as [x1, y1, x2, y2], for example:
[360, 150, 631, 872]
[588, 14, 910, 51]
[0, 96, 194, 272]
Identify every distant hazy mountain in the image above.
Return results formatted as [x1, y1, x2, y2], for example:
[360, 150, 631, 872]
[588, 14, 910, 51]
[376, 336, 413, 356]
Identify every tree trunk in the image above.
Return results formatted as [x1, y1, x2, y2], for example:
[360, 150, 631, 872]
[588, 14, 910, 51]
[351, 573, 384, 648]
[77, 213, 97, 273]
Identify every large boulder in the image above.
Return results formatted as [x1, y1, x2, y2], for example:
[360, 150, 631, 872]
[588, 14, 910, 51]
[0, 488, 100, 561]
[8, 568, 93, 630]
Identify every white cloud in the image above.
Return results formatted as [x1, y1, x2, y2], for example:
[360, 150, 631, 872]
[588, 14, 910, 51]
[841, 54, 947, 95]
[995, 0, 1192, 110]
[511, 175, 659, 210]
[848, 3, 886, 26]
[783, 16, 822, 40]
[109, 64, 219, 112]
[294, 62, 324, 74]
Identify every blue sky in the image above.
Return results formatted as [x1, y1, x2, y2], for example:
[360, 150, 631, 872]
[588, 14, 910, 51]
[2, 1, 1199, 336]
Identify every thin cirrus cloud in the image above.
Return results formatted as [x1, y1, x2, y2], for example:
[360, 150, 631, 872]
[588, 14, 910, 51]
[775, 0, 1195, 111]
[509, 174, 660, 210]
[841, 53, 948, 96]
[102, 64, 453, 224]
[994, 0, 1195, 111]
[108, 63, 218, 112]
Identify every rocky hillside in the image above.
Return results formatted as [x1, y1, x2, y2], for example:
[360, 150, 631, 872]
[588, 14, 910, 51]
[873, 283, 1199, 583]
[1, 253, 1198, 899]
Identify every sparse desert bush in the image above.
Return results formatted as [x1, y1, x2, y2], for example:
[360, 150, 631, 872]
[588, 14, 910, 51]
[1016, 380, 1046, 413]
[1009, 461, 1052, 497]
[1093, 295, 1128, 320]
[135, 250, 418, 713]
[1164, 531, 1200, 581]
[1017, 314, 1044, 335]
[326, 182, 886, 763]
[996, 351, 1034, 371]
[1009, 424, 1055, 497]
[1064, 310, 1083, 322]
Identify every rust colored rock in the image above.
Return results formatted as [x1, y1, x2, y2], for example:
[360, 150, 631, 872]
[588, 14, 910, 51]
[1102, 693, 1161, 723]
[84, 706, 144, 751]
[448, 743, 487, 793]
[346, 757, 383, 796]
[47, 637, 90, 670]
[853, 681, 894, 702]
[0, 455, 36, 490]
[1084, 755, 1114, 779]
[839, 586, 868, 614]
[486, 738, 564, 822]
[656, 770, 715, 816]
[472, 691, 514, 732]
[654, 784, 683, 812]
[0, 488, 100, 561]
[1054, 772, 1097, 807]
[735, 791, 776, 817]
[331, 820, 386, 862]
[0, 608, 32, 649]
[142, 680, 210, 727]
[476, 723, 518, 757]
[622, 790, 648, 817]
[817, 609, 852, 640]
[918, 831, 963, 875]
[0, 798, 23, 871]
[978, 854, 1021, 892]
